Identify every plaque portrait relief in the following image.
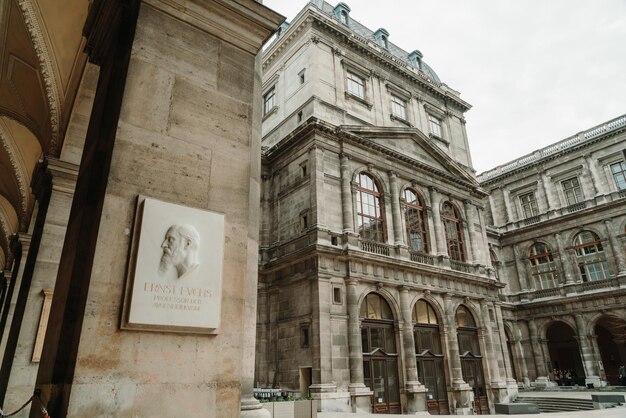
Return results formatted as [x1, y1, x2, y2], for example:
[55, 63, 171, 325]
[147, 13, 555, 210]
[122, 196, 225, 334]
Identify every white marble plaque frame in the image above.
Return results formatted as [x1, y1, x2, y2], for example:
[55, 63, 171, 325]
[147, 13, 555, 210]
[122, 196, 224, 334]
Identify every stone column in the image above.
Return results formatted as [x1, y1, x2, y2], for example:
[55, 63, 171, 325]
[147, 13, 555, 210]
[340, 153, 354, 234]
[345, 278, 372, 411]
[443, 295, 464, 385]
[477, 206, 490, 267]
[494, 306, 517, 385]
[443, 294, 471, 413]
[309, 146, 325, 229]
[528, 320, 549, 386]
[604, 219, 626, 274]
[541, 172, 559, 211]
[465, 201, 487, 266]
[554, 232, 578, 284]
[480, 302, 501, 384]
[488, 192, 504, 226]
[426, 207, 437, 257]
[399, 288, 426, 412]
[513, 244, 531, 291]
[388, 171, 404, 245]
[537, 173, 550, 213]
[501, 187, 515, 223]
[514, 338, 530, 386]
[583, 155, 603, 195]
[428, 187, 447, 257]
[574, 314, 601, 387]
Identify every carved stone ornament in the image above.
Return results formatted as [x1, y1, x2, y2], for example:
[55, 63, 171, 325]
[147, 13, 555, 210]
[122, 196, 225, 334]
[17, 0, 61, 155]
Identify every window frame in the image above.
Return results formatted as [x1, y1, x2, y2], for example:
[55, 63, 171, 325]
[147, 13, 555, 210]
[355, 172, 386, 243]
[518, 191, 539, 218]
[528, 242, 558, 290]
[561, 176, 584, 205]
[573, 231, 610, 282]
[390, 94, 407, 120]
[428, 114, 442, 138]
[610, 161, 626, 191]
[346, 70, 366, 100]
[402, 188, 429, 254]
[262, 86, 276, 116]
[441, 202, 465, 262]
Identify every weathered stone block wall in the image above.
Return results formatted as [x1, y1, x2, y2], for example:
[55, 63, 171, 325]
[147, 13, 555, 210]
[60, 3, 276, 416]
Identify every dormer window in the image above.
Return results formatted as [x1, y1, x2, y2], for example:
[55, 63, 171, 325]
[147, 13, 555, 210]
[340, 10, 348, 24]
[333, 3, 351, 25]
[373, 28, 390, 50]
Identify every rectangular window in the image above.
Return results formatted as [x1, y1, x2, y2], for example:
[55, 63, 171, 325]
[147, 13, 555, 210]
[263, 87, 275, 115]
[333, 287, 342, 304]
[390, 95, 407, 120]
[301, 326, 309, 348]
[610, 161, 626, 190]
[562, 177, 583, 205]
[519, 192, 539, 218]
[347, 71, 365, 99]
[428, 114, 442, 138]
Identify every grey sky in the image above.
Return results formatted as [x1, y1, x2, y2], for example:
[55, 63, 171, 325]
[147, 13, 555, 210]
[262, 0, 626, 174]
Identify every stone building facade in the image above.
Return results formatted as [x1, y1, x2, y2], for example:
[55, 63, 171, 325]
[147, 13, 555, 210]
[0, 1, 283, 417]
[255, 0, 626, 415]
[479, 115, 626, 391]
[256, 1, 517, 414]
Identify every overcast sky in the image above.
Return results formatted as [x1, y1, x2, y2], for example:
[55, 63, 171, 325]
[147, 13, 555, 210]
[262, 0, 626, 174]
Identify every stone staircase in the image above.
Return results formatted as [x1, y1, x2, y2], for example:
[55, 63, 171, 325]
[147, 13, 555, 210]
[514, 396, 594, 413]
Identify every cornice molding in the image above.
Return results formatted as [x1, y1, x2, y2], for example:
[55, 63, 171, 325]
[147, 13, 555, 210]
[17, 0, 61, 156]
[143, 0, 284, 55]
[0, 121, 29, 228]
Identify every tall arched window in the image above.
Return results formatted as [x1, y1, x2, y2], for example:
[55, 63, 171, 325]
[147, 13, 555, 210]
[360, 293, 399, 413]
[529, 243, 558, 289]
[355, 173, 386, 242]
[456, 306, 488, 414]
[413, 300, 449, 414]
[573, 231, 609, 282]
[402, 188, 429, 253]
[441, 202, 465, 261]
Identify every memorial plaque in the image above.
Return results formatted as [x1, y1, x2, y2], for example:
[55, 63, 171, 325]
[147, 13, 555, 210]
[122, 196, 224, 334]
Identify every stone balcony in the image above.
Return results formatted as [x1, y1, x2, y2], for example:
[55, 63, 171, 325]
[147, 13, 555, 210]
[503, 275, 626, 304]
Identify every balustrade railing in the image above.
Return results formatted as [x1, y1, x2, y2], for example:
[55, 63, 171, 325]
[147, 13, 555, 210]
[566, 202, 586, 213]
[360, 240, 390, 256]
[477, 114, 626, 182]
[522, 215, 540, 226]
[533, 287, 560, 298]
[409, 251, 435, 265]
[450, 259, 472, 273]
[581, 278, 617, 292]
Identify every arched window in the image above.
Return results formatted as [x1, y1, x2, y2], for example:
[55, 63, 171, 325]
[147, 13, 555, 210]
[456, 306, 488, 414]
[441, 202, 465, 261]
[402, 189, 429, 253]
[413, 300, 449, 414]
[355, 173, 386, 242]
[360, 293, 400, 413]
[529, 243, 558, 289]
[573, 231, 609, 282]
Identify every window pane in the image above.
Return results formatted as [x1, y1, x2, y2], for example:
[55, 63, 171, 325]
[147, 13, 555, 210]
[373, 361, 386, 404]
[387, 360, 399, 403]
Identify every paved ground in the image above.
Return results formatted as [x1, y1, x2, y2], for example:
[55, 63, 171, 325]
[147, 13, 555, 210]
[318, 390, 626, 417]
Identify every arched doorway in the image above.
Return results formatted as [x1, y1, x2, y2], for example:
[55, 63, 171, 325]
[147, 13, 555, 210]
[546, 322, 585, 386]
[413, 299, 449, 415]
[456, 306, 489, 415]
[360, 293, 400, 414]
[594, 316, 626, 385]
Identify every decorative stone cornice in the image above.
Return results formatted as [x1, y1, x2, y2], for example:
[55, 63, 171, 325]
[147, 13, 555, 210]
[143, 0, 285, 55]
[0, 121, 29, 228]
[17, 0, 61, 155]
